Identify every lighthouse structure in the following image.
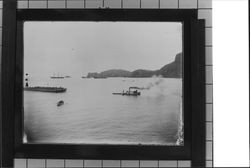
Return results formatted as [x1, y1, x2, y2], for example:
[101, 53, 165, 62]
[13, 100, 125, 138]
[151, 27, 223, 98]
[25, 73, 29, 87]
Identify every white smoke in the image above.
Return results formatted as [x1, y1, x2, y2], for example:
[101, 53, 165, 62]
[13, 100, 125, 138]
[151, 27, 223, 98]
[138, 76, 171, 97]
[139, 75, 164, 90]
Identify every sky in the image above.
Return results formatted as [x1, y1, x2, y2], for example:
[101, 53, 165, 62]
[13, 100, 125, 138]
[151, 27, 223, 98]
[24, 21, 182, 78]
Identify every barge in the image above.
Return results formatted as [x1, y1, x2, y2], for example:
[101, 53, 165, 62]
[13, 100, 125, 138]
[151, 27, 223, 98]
[24, 86, 67, 93]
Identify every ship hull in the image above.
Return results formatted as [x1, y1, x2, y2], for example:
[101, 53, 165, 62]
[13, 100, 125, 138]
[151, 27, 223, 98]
[112, 92, 140, 96]
[24, 87, 66, 93]
[50, 77, 64, 79]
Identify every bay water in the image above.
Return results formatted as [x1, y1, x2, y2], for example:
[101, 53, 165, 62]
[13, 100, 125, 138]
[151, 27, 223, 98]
[24, 77, 183, 145]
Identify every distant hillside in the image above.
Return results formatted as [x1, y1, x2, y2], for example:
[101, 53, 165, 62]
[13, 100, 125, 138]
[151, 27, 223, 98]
[87, 69, 131, 78]
[86, 52, 182, 78]
[159, 52, 182, 78]
[130, 69, 156, 78]
[99, 69, 131, 77]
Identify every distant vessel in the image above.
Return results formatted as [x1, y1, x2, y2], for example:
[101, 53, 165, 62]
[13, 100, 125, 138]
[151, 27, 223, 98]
[51, 73, 64, 79]
[24, 73, 66, 93]
[113, 87, 141, 96]
[93, 77, 107, 79]
[64, 76, 71, 78]
[51, 76, 64, 79]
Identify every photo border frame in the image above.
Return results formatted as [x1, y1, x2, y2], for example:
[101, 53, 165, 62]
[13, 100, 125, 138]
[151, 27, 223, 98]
[1, 2, 206, 167]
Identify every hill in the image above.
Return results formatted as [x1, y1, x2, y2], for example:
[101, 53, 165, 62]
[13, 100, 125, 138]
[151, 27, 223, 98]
[86, 52, 182, 78]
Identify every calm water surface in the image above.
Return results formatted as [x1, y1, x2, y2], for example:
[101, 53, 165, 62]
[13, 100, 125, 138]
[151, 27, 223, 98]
[24, 77, 183, 145]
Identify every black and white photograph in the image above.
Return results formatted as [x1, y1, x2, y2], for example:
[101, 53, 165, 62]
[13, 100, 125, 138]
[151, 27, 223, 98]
[23, 21, 184, 146]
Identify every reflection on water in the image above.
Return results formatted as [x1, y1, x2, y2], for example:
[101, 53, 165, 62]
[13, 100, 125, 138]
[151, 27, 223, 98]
[24, 77, 183, 145]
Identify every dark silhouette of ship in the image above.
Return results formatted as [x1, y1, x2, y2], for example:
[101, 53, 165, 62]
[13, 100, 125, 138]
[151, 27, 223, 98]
[24, 86, 66, 93]
[93, 77, 107, 79]
[113, 87, 141, 96]
[51, 73, 64, 79]
[24, 73, 66, 93]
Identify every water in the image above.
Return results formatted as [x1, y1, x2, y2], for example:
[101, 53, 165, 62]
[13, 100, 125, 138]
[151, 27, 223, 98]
[24, 77, 183, 145]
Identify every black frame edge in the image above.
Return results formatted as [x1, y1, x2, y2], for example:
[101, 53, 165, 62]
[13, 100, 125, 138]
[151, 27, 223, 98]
[191, 19, 206, 167]
[1, 0, 17, 167]
[16, 9, 197, 21]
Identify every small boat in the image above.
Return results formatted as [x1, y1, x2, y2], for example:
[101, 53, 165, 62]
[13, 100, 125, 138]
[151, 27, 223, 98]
[57, 100, 64, 106]
[113, 87, 141, 96]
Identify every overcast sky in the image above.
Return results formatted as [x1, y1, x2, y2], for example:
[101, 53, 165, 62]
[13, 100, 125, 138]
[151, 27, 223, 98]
[24, 21, 182, 77]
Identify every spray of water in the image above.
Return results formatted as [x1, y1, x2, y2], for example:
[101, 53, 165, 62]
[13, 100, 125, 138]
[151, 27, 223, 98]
[176, 101, 184, 145]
